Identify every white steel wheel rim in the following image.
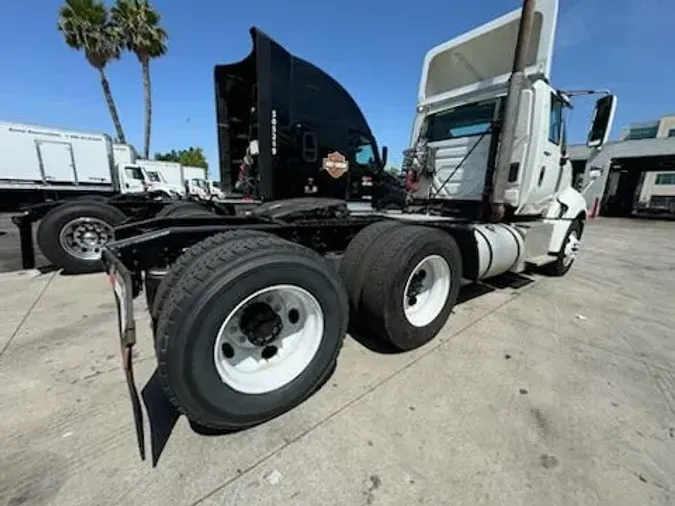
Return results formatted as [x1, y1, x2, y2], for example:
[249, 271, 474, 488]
[213, 284, 324, 394]
[563, 231, 580, 267]
[403, 255, 451, 328]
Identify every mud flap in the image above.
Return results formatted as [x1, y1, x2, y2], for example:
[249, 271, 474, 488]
[103, 249, 146, 461]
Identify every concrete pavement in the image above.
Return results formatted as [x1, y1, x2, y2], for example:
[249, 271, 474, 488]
[0, 218, 673, 505]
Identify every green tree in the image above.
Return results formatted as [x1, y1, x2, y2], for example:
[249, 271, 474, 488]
[58, 0, 127, 143]
[111, 0, 167, 158]
[155, 147, 208, 169]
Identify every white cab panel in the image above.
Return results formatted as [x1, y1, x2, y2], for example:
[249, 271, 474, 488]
[425, 135, 493, 201]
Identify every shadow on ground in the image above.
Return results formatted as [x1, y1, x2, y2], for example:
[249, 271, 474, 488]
[141, 360, 339, 467]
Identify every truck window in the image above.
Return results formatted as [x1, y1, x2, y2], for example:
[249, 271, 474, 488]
[549, 94, 563, 145]
[125, 166, 144, 180]
[355, 138, 375, 166]
[426, 100, 495, 142]
[147, 171, 161, 182]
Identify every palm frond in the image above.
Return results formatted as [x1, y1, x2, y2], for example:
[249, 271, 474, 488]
[110, 0, 168, 60]
[57, 0, 122, 69]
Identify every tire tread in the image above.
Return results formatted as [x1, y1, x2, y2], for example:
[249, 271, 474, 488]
[155, 235, 348, 429]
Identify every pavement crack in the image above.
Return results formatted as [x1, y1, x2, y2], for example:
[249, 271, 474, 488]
[0, 272, 56, 359]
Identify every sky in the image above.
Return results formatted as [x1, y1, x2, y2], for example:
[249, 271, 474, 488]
[1, 0, 674, 180]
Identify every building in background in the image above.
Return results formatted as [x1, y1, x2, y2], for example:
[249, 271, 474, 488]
[618, 114, 675, 141]
[569, 114, 675, 218]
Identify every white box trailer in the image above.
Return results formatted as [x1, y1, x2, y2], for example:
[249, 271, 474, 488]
[113, 143, 137, 167]
[183, 165, 207, 182]
[0, 121, 117, 192]
[0, 121, 185, 210]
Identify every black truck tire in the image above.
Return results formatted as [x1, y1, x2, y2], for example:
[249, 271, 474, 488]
[338, 220, 403, 330]
[155, 236, 349, 430]
[156, 201, 212, 218]
[37, 202, 127, 274]
[360, 225, 462, 351]
[149, 230, 285, 327]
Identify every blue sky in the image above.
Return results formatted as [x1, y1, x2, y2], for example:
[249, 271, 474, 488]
[1, 0, 674, 179]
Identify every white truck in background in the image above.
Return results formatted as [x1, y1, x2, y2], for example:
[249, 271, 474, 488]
[136, 159, 185, 195]
[139, 160, 217, 199]
[633, 170, 675, 216]
[183, 165, 225, 199]
[3, 121, 240, 274]
[0, 121, 180, 210]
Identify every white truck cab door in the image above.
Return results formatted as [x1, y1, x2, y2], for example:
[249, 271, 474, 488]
[520, 85, 565, 213]
[121, 165, 146, 193]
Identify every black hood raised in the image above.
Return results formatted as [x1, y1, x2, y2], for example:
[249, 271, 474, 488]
[214, 27, 379, 199]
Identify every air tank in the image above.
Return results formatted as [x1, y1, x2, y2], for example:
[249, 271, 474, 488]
[473, 223, 524, 280]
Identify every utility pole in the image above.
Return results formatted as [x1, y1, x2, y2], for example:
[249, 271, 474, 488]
[490, 0, 537, 220]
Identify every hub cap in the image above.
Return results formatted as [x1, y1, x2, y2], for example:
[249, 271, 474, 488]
[563, 231, 580, 267]
[403, 255, 451, 328]
[213, 284, 324, 394]
[58, 217, 114, 260]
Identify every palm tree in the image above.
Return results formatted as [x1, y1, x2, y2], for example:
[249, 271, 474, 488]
[58, 0, 127, 143]
[111, 0, 167, 158]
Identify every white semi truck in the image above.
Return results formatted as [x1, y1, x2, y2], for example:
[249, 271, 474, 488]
[101, 0, 617, 461]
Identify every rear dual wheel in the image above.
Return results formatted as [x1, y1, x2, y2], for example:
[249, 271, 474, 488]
[154, 233, 349, 430]
[341, 222, 462, 351]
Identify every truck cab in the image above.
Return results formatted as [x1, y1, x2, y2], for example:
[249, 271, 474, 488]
[184, 178, 210, 199]
[119, 164, 182, 197]
[405, 0, 616, 223]
[214, 29, 405, 209]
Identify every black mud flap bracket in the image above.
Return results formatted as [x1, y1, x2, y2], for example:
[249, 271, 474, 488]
[102, 248, 146, 461]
